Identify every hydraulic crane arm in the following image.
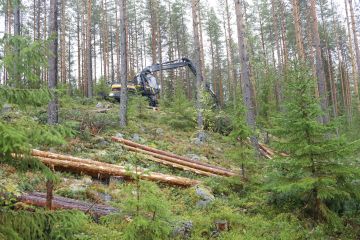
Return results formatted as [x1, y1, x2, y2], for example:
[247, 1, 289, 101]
[137, 58, 218, 104]
[141, 58, 196, 75]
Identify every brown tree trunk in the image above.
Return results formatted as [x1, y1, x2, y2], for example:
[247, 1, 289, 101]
[13, 1, 20, 36]
[191, 0, 204, 129]
[271, 0, 283, 108]
[33, 0, 36, 40]
[76, 1, 81, 91]
[210, 37, 216, 97]
[332, 0, 351, 120]
[48, 0, 59, 125]
[81, 0, 87, 95]
[280, 0, 289, 70]
[86, 0, 92, 97]
[225, 0, 236, 106]
[36, 0, 40, 39]
[93, 30, 97, 85]
[234, 0, 260, 155]
[319, 2, 337, 118]
[8, 0, 13, 35]
[119, 0, 128, 127]
[101, 0, 109, 81]
[46, 180, 54, 210]
[345, 0, 358, 97]
[306, 4, 317, 83]
[198, 8, 206, 82]
[348, 0, 360, 98]
[115, 4, 120, 81]
[60, 0, 67, 85]
[158, 19, 164, 97]
[310, 0, 329, 124]
[150, 0, 158, 64]
[292, 0, 305, 62]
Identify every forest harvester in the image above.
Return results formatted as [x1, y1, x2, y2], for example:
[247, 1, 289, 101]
[108, 57, 217, 106]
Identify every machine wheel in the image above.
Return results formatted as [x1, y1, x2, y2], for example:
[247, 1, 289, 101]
[149, 95, 157, 107]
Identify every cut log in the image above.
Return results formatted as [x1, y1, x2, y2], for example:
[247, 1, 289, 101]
[118, 143, 236, 177]
[33, 149, 220, 177]
[135, 152, 217, 177]
[32, 154, 199, 187]
[245, 138, 290, 159]
[112, 137, 234, 173]
[111, 138, 236, 177]
[259, 143, 275, 156]
[19, 192, 118, 217]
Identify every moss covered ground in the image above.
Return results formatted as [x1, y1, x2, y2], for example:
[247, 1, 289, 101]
[0, 96, 358, 240]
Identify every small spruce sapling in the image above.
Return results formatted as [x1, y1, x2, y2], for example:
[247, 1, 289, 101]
[118, 155, 173, 240]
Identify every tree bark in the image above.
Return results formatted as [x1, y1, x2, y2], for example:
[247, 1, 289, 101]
[111, 137, 236, 174]
[198, 10, 206, 82]
[310, 0, 329, 124]
[348, 0, 360, 98]
[333, 0, 351, 120]
[86, 0, 92, 97]
[20, 192, 118, 217]
[115, 4, 120, 82]
[60, 0, 66, 85]
[345, 0, 358, 97]
[13, 1, 20, 36]
[271, 0, 283, 108]
[48, 0, 59, 125]
[119, 0, 128, 127]
[225, 0, 236, 106]
[31, 150, 199, 187]
[46, 180, 54, 210]
[280, 0, 288, 70]
[191, 0, 204, 129]
[150, 0, 158, 64]
[234, 0, 260, 155]
[77, 1, 81, 91]
[13, 0, 20, 85]
[291, 0, 305, 62]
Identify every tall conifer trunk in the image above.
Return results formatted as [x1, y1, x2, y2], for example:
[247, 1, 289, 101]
[191, 0, 204, 129]
[310, 0, 329, 124]
[234, 0, 260, 155]
[119, 0, 128, 127]
[48, 0, 59, 124]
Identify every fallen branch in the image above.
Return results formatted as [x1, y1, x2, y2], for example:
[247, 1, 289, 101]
[19, 192, 118, 217]
[112, 137, 236, 177]
[31, 151, 199, 187]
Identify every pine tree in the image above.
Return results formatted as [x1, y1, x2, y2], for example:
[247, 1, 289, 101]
[119, 0, 128, 127]
[47, 0, 59, 124]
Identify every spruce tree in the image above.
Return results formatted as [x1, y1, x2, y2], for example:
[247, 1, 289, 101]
[268, 65, 360, 224]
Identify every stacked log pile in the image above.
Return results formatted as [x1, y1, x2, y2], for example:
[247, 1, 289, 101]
[31, 149, 199, 187]
[19, 192, 118, 217]
[111, 137, 237, 177]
